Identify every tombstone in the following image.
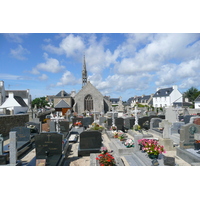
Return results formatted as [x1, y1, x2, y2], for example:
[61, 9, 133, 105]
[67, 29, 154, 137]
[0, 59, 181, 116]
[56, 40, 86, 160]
[25, 121, 41, 134]
[99, 117, 106, 125]
[150, 118, 162, 130]
[107, 118, 112, 127]
[184, 115, 193, 124]
[170, 122, 185, 134]
[179, 123, 200, 149]
[9, 131, 17, 165]
[59, 121, 69, 138]
[124, 117, 135, 130]
[162, 120, 171, 139]
[0, 134, 3, 155]
[82, 117, 93, 128]
[35, 132, 64, 166]
[50, 121, 56, 132]
[193, 118, 200, 125]
[78, 131, 102, 156]
[11, 127, 31, 143]
[115, 117, 124, 131]
[165, 106, 177, 123]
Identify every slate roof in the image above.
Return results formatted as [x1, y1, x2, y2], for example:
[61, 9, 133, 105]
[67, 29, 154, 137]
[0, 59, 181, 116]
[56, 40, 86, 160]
[56, 90, 70, 97]
[6, 90, 29, 98]
[110, 98, 120, 104]
[54, 100, 71, 108]
[194, 95, 200, 102]
[153, 87, 173, 97]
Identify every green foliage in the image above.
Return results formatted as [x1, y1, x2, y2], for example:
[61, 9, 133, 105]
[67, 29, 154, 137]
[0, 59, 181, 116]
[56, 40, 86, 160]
[183, 87, 200, 102]
[31, 97, 50, 109]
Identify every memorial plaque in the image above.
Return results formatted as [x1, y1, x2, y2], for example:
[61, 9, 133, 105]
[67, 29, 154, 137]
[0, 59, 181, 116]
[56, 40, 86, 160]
[163, 156, 175, 166]
[11, 127, 31, 142]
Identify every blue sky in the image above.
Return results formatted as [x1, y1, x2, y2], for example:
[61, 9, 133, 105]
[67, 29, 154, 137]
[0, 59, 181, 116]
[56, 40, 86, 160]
[1, 33, 200, 101]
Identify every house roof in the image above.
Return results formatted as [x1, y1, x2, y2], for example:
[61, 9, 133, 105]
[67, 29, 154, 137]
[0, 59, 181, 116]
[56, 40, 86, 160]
[56, 90, 70, 97]
[6, 90, 29, 98]
[153, 87, 173, 97]
[54, 100, 71, 108]
[194, 95, 200, 102]
[14, 96, 28, 107]
[110, 98, 120, 103]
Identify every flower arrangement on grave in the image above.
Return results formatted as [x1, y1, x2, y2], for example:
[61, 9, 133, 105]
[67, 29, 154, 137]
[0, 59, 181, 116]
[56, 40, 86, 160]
[111, 125, 117, 131]
[118, 131, 126, 141]
[113, 131, 118, 138]
[133, 124, 141, 131]
[194, 140, 200, 143]
[74, 121, 82, 127]
[124, 138, 134, 148]
[96, 147, 116, 166]
[89, 123, 104, 131]
[142, 140, 166, 159]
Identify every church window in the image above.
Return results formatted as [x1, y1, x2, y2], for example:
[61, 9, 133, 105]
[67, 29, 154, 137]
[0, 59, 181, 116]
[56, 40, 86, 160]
[84, 95, 93, 111]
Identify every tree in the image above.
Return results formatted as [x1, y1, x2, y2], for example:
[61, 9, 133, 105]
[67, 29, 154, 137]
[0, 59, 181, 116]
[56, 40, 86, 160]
[31, 97, 50, 109]
[183, 87, 200, 103]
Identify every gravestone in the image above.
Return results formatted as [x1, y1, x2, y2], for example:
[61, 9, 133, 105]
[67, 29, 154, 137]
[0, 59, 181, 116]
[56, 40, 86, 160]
[50, 121, 56, 132]
[180, 123, 200, 149]
[59, 121, 69, 138]
[11, 127, 31, 142]
[9, 131, 17, 165]
[115, 117, 124, 131]
[138, 116, 157, 130]
[107, 118, 112, 127]
[184, 115, 193, 124]
[165, 106, 177, 123]
[150, 118, 162, 130]
[25, 122, 41, 134]
[78, 131, 102, 156]
[35, 132, 63, 165]
[0, 134, 3, 155]
[193, 118, 200, 125]
[82, 117, 92, 128]
[99, 117, 106, 125]
[124, 117, 135, 129]
[170, 122, 185, 134]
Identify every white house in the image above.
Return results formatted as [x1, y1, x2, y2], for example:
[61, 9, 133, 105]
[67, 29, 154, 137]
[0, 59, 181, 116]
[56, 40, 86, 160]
[0, 92, 28, 114]
[153, 85, 183, 108]
[194, 95, 200, 109]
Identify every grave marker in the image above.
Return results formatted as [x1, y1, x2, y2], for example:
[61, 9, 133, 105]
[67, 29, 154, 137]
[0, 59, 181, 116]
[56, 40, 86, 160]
[59, 121, 69, 138]
[115, 117, 124, 131]
[78, 131, 102, 156]
[180, 123, 200, 149]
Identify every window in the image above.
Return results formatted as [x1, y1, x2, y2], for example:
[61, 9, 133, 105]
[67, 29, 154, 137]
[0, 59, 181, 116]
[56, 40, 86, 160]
[84, 95, 93, 111]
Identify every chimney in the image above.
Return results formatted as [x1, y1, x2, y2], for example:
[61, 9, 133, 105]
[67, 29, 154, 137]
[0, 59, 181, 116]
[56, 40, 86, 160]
[173, 85, 177, 90]
[9, 92, 14, 98]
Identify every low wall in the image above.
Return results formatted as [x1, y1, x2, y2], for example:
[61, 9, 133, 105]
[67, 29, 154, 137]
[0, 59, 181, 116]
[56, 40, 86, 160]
[0, 114, 29, 137]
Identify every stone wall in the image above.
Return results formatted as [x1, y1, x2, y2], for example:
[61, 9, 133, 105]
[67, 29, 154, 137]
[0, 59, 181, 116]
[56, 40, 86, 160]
[0, 114, 29, 137]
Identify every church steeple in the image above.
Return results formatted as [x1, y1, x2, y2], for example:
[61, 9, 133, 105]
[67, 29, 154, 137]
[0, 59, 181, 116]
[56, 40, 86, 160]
[82, 55, 87, 87]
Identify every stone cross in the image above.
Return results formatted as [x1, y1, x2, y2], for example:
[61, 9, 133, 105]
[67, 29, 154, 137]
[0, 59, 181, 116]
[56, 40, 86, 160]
[173, 105, 182, 122]
[134, 105, 140, 125]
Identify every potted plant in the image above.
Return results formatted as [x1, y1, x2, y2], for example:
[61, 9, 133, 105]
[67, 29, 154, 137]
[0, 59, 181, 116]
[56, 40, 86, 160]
[124, 138, 134, 148]
[118, 131, 126, 141]
[194, 140, 200, 150]
[96, 147, 116, 166]
[113, 131, 118, 138]
[142, 140, 166, 159]
[111, 125, 117, 131]
[133, 124, 141, 131]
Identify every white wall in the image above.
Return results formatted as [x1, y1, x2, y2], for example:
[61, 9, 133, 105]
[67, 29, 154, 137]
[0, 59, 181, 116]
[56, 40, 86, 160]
[195, 102, 200, 109]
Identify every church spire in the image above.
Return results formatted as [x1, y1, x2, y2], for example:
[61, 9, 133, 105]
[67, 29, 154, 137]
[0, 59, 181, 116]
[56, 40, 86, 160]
[82, 55, 87, 87]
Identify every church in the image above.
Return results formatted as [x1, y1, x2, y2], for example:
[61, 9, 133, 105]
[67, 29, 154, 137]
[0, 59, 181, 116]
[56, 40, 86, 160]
[73, 56, 111, 115]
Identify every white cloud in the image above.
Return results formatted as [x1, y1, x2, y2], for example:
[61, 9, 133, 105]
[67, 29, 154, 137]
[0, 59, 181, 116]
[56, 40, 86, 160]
[44, 38, 51, 43]
[5, 33, 28, 43]
[34, 53, 65, 73]
[10, 45, 30, 60]
[56, 70, 78, 86]
[0, 73, 22, 80]
[38, 74, 48, 81]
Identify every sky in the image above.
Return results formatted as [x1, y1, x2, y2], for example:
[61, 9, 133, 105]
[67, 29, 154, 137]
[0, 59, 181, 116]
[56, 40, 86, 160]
[1, 33, 200, 101]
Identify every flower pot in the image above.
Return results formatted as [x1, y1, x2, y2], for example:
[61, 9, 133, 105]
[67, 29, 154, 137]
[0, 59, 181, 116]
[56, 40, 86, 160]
[194, 143, 200, 150]
[148, 154, 159, 159]
[114, 135, 118, 138]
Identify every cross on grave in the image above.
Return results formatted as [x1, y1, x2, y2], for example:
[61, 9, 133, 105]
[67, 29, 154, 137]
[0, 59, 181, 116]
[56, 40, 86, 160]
[134, 105, 140, 125]
[173, 105, 182, 122]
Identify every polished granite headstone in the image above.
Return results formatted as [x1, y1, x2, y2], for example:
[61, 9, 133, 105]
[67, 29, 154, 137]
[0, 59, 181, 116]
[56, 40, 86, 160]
[115, 117, 124, 131]
[59, 121, 69, 138]
[25, 121, 41, 134]
[78, 130, 102, 156]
